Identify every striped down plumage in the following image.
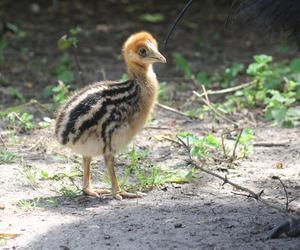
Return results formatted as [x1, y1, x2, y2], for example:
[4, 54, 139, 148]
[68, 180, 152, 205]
[55, 80, 142, 156]
[54, 31, 166, 199]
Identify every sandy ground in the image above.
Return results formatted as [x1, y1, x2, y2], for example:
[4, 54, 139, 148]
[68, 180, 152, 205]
[1, 112, 300, 250]
[1, 1, 300, 249]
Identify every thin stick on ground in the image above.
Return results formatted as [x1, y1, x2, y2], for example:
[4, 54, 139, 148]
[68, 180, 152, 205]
[232, 128, 243, 159]
[253, 142, 289, 147]
[176, 135, 287, 214]
[272, 176, 289, 212]
[156, 103, 192, 120]
[193, 86, 238, 127]
[194, 80, 256, 98]
[221, 132, 227, 158]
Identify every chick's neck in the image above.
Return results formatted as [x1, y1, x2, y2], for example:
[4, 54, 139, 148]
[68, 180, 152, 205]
[126, 61, 158, 86]
[126, 61, 159, 106]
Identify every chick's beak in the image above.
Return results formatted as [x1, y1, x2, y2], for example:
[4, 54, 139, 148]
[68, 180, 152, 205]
[150, 49, 167, 63]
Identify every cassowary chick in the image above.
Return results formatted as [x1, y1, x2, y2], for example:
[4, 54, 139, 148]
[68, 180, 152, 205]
[55, 32, 166, 200]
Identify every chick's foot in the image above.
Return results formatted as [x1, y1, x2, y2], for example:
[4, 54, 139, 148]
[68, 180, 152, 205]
[83, 187, 111, 197]
[113, 191, 143, 200]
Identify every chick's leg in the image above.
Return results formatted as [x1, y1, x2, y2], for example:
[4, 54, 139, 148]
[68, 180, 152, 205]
[83, 156, 110, 197]
[105, 154, 141, 200]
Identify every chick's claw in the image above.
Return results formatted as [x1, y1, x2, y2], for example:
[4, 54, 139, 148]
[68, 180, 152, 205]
[83, 188, 111, 197]
[113, 191, 144, 200]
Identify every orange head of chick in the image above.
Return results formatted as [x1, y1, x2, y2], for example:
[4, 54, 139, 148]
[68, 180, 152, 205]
[123, 31, 166, 71]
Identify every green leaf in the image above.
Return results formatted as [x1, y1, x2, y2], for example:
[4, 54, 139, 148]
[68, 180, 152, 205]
[9, 87, 26, 102]
[204, 134, 220, 149]
[58, 35, 71, 50]
[57, 70, 74, 84]
[140, 13, 164, 23]
[239, 128, 254, 144]
[196, 71, 211, 86]
[254, 54, 272, 64]
[271, 107, 288, 124]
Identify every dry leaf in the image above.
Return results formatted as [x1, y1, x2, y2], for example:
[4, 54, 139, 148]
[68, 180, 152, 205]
[275, 162, 284, 169]
[0, 233, 21, 239]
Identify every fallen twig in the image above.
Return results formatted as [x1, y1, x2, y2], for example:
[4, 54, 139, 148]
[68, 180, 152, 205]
[193, 86, 239, 127]
[176, 135, 287, 214]
[145, 126, 170, 130]
[272, 176, 289, 212]
[253, 142, 289, 147]
[193, 80, 256, 98]
[156, 103, 192, 120]
[231, 128, 243, 160]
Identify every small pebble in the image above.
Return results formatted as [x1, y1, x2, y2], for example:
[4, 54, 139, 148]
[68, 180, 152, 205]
[174, 223, 184, 228]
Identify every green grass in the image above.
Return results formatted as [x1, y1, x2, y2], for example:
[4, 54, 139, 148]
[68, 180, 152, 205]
[19, 163, 39, 188]
[0, 149, 16, 164]
[58, 185, 81, 198]
[178, 129, 254, 162]
[0, 112, 35, 132]
[17, 197, 40, 211]
[101, 146, 196, 193]
[140, 13, 164, 23]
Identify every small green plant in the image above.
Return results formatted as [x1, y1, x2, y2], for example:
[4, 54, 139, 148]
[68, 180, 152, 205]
[40, 169, 82, 181]
[51, 80, 70, 104]
[45, 198, 59, 207]
[196, 71, 212, 86]
[178, 130, 254, 161]
[173, 53, 192, 79]
[9, 87, 26, 102]
[202, 55, 300, 127]
[104, 146, 196, 192]
[135, 165, 167, 190]
[178, 132, 221, 159]
[53, 54, 74, 85]
[220, 63, 244, 88]
[58, 27, 81, 50]
[17, 197, 40, 211]
[19, 163, 39, 188]
[135, 164, 196, 190]
[1, 112, 35, 132]
[58, 185, 81, 198]
[0, 149, 16, 164]
[140, 13, 164, 23]
[50, 27, 81, 104]
[237, 128, 254, 157]
[119, 146, 149, 189]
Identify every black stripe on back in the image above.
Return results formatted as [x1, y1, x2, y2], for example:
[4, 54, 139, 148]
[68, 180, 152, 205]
[56, 81, 129, 137]
[101, 94, 140, 153]
[61, 80, 138, 144]
[72, 83, 140, 145]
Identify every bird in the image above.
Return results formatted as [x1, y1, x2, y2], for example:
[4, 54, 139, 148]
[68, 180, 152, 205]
[54, 31, 166, 200]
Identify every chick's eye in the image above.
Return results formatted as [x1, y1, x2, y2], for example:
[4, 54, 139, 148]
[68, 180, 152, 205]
[139, 47, 147, 57]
